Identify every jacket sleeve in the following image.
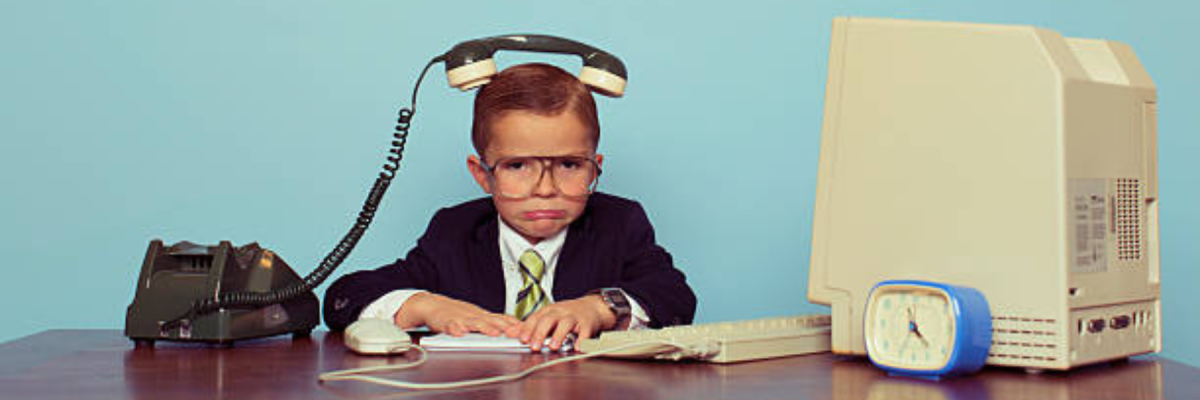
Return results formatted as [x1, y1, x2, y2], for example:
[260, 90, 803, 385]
[321, 214, 445, 331]
[614, 202, 697, 328]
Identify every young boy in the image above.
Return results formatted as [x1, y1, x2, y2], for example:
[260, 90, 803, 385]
[323, 63, 696, 350]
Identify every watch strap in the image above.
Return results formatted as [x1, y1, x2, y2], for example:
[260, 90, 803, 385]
[590, 288, 632, 329]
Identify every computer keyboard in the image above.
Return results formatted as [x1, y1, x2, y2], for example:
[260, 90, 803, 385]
[577, 314, 831, 363]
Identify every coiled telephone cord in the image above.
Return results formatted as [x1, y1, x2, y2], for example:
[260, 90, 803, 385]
[163, 56, 444, 331]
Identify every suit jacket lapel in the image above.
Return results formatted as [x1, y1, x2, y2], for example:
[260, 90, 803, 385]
[470, 214, 507, 313]
[554, 204, 594, 300]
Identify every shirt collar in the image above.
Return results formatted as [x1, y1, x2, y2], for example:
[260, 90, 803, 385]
[497, 215, 567, 268]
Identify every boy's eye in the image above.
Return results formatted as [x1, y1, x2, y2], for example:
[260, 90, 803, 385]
[558, 159, 583, 170]
[500, 160, 528, 171]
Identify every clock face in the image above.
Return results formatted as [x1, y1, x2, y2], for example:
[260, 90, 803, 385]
[866, 285, 957, 370]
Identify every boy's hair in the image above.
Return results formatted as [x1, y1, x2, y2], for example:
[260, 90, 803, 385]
[471, 63, 599, 157]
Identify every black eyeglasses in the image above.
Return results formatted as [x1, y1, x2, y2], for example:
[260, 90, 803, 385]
[481, 155, 602, 199]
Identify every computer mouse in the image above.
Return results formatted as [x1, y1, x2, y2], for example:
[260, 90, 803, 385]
[344, 318, 413, 355]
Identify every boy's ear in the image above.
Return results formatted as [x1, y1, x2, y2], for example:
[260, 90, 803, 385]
[595, 153, 604, 168]
[467, 155, 493, 194]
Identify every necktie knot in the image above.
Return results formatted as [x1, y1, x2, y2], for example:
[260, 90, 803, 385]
[519, 250, 545, 279]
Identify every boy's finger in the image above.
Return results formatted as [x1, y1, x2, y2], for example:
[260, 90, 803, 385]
[519, 315, 541, 342]
[529, 317, 558, 351]
[549, 318, 576, 350]
[488, 314, 517, 329]
[503, 323, 522, 338]
[578, 323, 594, 341]
[497, 314, 521, 325]
[482, 317, 512, 336]
[472, 320, 500, 336]
[449, 321, 467, 337]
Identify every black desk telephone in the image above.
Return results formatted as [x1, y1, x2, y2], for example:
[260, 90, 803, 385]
[124, 34, 627, 345]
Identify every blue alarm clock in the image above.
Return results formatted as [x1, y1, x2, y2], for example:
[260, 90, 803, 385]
[863, 280, 992, 379]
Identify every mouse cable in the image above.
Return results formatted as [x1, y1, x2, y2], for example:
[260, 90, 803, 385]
[317, 341, 693, 391]
[321, 345, 429, 378]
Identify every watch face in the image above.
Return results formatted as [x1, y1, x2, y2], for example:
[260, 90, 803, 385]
[599, 289, 631, 316]
[865, 284, 957, 371]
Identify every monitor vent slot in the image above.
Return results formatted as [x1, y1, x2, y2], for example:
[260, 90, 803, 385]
[988, 315, 1060, 365]
[1115, 178, 1142, 261]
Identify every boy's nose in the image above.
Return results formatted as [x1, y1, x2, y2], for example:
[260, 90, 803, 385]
[531, 164, 558, 198]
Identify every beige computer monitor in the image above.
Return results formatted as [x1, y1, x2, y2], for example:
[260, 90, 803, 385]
[807, 17, 1160, 371]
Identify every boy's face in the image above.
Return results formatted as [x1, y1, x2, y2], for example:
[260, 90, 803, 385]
[468, 110, 603, 244]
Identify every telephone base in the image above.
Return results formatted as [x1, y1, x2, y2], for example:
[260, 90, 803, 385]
[124, 240, 320, 346]
[126, 295, 319, 346]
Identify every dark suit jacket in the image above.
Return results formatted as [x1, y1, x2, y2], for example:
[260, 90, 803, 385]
[322, 192, 697, 331]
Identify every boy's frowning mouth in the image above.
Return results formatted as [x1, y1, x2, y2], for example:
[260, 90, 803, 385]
[523, 210, 566, 220]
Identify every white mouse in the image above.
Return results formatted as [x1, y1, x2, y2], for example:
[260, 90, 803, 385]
[344, 318, 413, 355]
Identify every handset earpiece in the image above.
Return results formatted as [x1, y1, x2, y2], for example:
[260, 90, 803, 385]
[442, 34, 628, 97]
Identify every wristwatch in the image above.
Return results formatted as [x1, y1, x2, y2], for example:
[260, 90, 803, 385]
[590, 288, 632, 329]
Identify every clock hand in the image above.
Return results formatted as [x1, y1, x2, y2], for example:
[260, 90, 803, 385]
[898, 306, 920, 356]
[906, 307, 918, 334]
[912, 325, 930, 347]
[908, 306, 929, 347]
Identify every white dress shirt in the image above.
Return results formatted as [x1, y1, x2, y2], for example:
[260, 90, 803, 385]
[358, 216, 650, 330]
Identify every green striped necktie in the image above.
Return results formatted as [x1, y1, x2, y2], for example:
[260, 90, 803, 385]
[514, 249, 547, 320]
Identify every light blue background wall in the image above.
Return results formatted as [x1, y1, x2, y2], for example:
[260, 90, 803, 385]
[2, 1, 1196, 366]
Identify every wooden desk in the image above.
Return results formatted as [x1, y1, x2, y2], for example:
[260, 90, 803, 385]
[1, 330, 1197, 400]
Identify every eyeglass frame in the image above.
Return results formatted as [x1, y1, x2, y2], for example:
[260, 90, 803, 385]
[479, 155, 604, 199]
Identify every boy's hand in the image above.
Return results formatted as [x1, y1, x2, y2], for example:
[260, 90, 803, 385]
[505, 295, 616, 351]
[395, 292, 518, 337]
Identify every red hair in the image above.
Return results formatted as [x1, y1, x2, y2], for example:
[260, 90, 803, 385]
[471, 63, 599, 156]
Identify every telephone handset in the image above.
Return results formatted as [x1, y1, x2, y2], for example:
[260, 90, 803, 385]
[125, 35, 627, 345]
[443, 34, 627, 97]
